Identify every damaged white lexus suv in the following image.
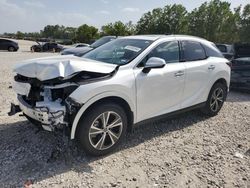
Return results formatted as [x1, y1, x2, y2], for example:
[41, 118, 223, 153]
[10, 35, 230, 156]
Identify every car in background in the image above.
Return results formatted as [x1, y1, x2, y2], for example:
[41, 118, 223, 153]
[73, 43, 90, 48]
[230, 43, 250, 91]
[61, 36, 116, 56]
[0, 38, 19, 52]
[31, 42, 63, 52]
[62, 43, 90, 50]
[216, 44, 234, 60]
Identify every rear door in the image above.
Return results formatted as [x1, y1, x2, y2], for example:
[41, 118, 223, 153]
[180, 40, 215, 108]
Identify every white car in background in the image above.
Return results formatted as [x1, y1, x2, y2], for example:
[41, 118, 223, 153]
[10, 35, 231, 156]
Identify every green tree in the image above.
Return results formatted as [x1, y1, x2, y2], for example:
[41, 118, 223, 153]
[101, 21, 135, 36]
[240, 4, 250, 42]
[16, 31, 24, 39]
[136, 4, 188, 34]
[64, 27, 77, 40]
[76, 24, 98, 43]
[187, 0, 241, 43]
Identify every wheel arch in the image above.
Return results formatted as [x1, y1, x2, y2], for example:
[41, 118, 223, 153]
[213, 78, 228, 90]
[70, 93, 135, 139]
[206, 78, 228, 101]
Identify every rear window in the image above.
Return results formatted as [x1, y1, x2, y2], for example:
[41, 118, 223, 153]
[181, 41, 206, 61]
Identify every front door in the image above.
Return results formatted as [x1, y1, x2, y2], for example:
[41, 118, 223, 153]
[134, 40, 186, 122]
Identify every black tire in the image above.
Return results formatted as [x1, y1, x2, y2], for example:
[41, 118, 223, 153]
[201, 82, 227, 116]
[76, 102, 127, 156]
[56, 48, 61, 52]
[8, 46, 15, 52]
[34, 47, 42, 52]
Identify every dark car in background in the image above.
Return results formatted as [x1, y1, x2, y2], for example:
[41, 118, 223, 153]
[216, 44, 234, 60]
[0, 38, 19, 52]
[230, 43, 250, 91]
[61, 36, 116, 56]
[31, 42, 63, 52]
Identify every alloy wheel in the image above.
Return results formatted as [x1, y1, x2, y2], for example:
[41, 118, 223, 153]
[210, 88, 224, 112]
[88, 111, 123, 150]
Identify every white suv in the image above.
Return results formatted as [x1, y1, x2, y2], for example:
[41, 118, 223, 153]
[10, 35, 230, 156]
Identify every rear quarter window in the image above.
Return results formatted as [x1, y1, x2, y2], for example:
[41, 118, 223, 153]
[203, 44, 224, 58]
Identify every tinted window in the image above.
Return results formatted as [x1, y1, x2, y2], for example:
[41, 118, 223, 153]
[181, 41, 206, 61]
[0, 39, 8, 43]
[216, 44, 227, 53]
[234, 45, 250, 58]
[51, 43, 57, 47]
[203, 44, 224, 58]
[150, 41, 180, 63]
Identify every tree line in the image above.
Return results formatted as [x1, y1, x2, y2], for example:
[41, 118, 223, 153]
[2, 0, 250, 44]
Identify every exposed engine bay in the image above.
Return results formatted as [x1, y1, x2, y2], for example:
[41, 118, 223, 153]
[10, 62, 118, 133]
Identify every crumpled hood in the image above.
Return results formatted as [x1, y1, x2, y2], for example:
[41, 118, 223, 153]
[14, 55, 117, 81]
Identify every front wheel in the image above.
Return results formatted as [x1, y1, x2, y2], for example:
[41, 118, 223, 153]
[76, 102, 127, 156]
[201, 82, 227, 116]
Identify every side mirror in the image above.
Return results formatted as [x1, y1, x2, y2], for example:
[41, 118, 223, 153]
[142, 57, 166, 73]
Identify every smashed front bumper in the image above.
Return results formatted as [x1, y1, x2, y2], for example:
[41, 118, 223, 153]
[10, 95, 67, 131]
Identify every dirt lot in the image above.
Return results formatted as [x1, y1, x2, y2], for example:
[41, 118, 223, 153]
[0, 40, 249, 188]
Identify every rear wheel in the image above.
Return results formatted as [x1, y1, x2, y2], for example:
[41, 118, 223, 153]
[201, 82, 227, 116]
[76, 102, 127, 156]
[8, 46, 15, 52]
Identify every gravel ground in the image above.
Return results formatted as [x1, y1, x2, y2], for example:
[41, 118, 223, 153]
[0, 40, 249, 188]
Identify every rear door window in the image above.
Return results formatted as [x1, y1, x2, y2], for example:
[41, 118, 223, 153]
[181, 41, 206, 61]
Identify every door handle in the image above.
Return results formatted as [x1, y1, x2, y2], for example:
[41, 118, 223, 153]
[208, 65, 215, 70]
[175, 71, 184, 77]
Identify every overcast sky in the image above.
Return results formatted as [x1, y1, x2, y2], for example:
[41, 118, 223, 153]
[0, 0, 248, 33]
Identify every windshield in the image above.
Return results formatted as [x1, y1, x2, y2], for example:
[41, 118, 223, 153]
[83, 38, 153, 65]
[90, 36, 115, 48]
